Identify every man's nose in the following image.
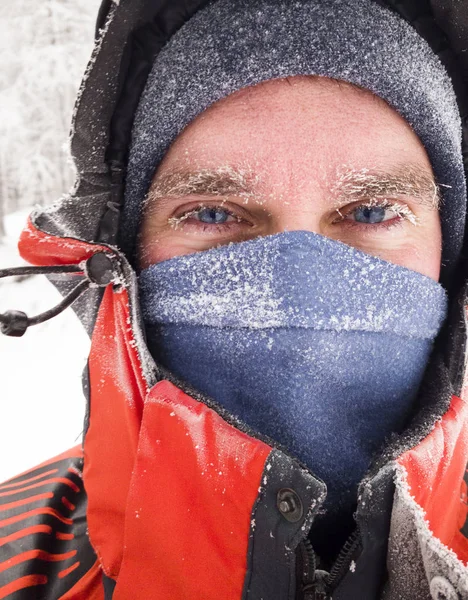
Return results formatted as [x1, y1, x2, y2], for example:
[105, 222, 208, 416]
[268, 208, 325, 236]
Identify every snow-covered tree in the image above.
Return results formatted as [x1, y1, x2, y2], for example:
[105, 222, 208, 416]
[0, 0, 99, 236]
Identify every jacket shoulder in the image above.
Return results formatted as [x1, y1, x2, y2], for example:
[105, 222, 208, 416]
[0, 446, 102, 599]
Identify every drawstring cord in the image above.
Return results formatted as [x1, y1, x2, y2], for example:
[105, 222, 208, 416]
[0, 264, 83, 279]
[0, 253, 120, 337]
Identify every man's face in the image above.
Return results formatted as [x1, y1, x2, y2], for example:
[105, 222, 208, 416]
[138, 76, 442, 280]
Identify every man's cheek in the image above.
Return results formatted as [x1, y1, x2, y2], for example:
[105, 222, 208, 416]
[139, 234, 181, 266]
[363, 239, 441, 281]
[139, 230, 214, 266]
[335, 216, 442, 281]
[390, 223, 442, 281]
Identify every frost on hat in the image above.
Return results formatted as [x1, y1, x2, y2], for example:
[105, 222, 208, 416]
[122, 0, 466, 272]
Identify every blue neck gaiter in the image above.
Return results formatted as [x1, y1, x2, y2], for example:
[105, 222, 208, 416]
[139, 232, 447, 516]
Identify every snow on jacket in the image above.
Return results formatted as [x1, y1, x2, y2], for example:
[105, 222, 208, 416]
[1, 1, 468, 599]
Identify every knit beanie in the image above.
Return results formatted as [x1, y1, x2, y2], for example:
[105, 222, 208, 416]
[121, 0, 466, 273]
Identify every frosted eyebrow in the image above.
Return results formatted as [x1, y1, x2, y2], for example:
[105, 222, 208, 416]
[147, 166, 258, 200]
[145, 164, 441, 211]
[333, 167, 441, 209]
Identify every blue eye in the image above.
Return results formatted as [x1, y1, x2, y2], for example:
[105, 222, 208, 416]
[352, 206, 387, 224]
[195, 207, 231, 224]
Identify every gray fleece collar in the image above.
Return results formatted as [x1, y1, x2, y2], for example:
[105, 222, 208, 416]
[122, 0, 466, 272]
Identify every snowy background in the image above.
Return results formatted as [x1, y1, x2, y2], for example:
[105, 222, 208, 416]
[0, 0, 100, 481]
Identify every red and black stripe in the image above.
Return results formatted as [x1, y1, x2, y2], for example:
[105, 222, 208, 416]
[0, 448, 97, 599]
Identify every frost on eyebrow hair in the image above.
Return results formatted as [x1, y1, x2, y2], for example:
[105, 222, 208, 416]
[333, 166, 441, 209]
[143, 165, 262, 216]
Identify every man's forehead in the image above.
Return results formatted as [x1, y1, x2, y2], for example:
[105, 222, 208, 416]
[148, 163, 440, 209]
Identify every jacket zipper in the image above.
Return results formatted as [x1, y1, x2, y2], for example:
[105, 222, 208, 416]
[325, 527, 362, 589]
[297, 538, 316, 600]
[298, 527, 362, 600]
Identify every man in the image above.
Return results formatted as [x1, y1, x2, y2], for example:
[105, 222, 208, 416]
[0, 1, 467, 599]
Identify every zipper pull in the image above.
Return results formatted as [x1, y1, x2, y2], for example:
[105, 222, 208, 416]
[298, 539, 332, 600]
[299, 526, 362, 599]
[302, 570, 330, 600]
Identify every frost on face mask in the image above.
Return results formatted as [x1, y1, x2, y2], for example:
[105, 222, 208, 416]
[138, 230, 447, 517]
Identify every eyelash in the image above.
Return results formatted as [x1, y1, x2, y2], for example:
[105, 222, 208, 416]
[333, 200, 417, 230]
[169, 203, 249, 233]
[168, 199, 416, 234]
